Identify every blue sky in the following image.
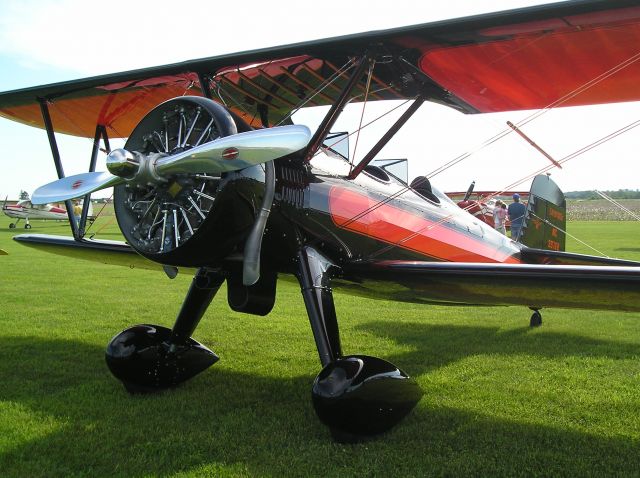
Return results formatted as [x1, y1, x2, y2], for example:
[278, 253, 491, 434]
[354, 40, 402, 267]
[0, 0, 638, 199]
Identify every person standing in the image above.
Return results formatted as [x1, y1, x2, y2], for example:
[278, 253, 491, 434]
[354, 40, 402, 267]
[493, 200, 507, 235]
[508, 193, 527, 241]
[73, 201, 82, 222]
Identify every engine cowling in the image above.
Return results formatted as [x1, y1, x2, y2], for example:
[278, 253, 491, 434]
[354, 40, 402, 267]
[113, 96, 266, 267]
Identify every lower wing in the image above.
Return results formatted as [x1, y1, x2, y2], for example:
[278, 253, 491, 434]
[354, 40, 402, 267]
[13, 234, 159, 271]
[13, 233, 640, 312]
[340, 259, 640, 312]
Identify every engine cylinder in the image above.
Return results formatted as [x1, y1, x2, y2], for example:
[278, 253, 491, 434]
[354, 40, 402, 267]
[113, 97, 263, 266]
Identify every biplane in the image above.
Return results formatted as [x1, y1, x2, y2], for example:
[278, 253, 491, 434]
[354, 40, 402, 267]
[1, 0, 640, 442]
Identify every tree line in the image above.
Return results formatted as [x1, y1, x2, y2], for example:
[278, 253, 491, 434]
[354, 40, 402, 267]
[565, 189, 640, 199]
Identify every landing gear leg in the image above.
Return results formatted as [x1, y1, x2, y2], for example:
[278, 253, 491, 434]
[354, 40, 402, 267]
[297, 246, 422, 442]
[106, 267, 225, 393]
[529, 307, 542, 327]
[24, 218, 31, 229]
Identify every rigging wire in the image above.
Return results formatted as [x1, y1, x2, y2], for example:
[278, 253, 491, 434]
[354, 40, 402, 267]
[334, 46, 640, 230]
[85, 193, 117, 237]
[450, 118, 640, 216]
[275, 59, 356, 127]
[527, 210, 609, 257]
[309, 99, 413, 174]
[594, 190, 640, 221]
[367, 115, 640, 259]
[350, 60, 374, 170]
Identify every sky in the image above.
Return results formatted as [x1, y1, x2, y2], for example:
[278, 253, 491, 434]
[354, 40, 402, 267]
[0, 0, 638, 200]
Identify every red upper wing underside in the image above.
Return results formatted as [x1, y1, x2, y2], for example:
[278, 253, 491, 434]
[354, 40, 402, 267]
[2, 2, 640, 138]
[0, 56, 394, 137]
[419, 15, 640, 112]
[1, 80, 202, 138]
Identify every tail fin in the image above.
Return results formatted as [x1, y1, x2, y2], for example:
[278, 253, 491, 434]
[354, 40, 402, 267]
[519, 175, 566, 251]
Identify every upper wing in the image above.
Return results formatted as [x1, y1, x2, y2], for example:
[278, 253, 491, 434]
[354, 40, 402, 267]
[1, 0, 639, 137]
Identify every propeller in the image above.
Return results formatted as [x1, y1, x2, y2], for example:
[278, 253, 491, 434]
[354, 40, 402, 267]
[31, 172, 122, 205]
[463, 180, 475, 201]
[32, 125, 311, 205]
[242, 160, 276, 286]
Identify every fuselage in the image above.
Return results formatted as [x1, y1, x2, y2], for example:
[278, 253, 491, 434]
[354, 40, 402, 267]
[267, 150, 523, 269]
[259, 152, 639, 312]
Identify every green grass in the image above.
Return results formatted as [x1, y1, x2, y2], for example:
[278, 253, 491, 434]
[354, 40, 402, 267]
[0, 217, 639, 477]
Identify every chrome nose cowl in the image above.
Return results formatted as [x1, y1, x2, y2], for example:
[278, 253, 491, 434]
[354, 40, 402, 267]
[107, 148, 140, 179]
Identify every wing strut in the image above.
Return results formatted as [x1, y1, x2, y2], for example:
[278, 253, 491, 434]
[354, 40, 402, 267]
[347, 95, 425, 179]
[197, 72, 213, 99]
[303, 53, 371, 162]
[39, 99, 79, 239]
[79, 124, 110, 238]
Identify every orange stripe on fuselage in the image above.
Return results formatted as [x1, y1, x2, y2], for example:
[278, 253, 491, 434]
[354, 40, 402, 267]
[329, 187, 520, 263]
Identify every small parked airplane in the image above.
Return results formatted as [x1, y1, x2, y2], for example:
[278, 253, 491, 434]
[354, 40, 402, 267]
[2, 195, 94, 229]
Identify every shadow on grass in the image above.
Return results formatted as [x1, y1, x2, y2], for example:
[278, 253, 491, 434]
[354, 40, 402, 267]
[357, 320, 640, 376]
[0, 334, 638, 477]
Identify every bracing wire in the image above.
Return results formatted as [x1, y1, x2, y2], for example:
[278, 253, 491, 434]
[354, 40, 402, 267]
[366, 115, 640, 259]
[333, 43, 640, 245]
[594, 190, 640, 220]
[527, 211, 609, 257]
[350, 60, 374, 170]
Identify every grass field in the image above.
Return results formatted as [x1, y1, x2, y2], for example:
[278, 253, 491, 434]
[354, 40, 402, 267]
[0, 215, 639, 477]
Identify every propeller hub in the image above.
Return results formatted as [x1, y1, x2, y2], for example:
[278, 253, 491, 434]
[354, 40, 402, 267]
[107, 148, 140, 179]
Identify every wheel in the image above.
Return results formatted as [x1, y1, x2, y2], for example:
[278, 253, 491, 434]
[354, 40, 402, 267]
[113, 96, 246, 264]
[24, 223, 32, 229]
[530, 310, 542, 327]
[105, 324, 219, 392]
[312, 355, 422, 440]
[9, 223, 15, 229]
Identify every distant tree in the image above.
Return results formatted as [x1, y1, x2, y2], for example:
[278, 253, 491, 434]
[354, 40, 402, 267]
[565, 189, 640, 199]
[19, 190, 29, 200]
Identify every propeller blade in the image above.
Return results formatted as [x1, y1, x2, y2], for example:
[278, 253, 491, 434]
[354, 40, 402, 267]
[155, 125, 311, 176]
[242, 160, 276, 286]
[32, 125, 311, 206]
[32, 171, 123, 205]
[463, 180, 475, 201]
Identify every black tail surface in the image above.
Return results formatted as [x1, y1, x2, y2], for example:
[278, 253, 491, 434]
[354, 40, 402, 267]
[519, 175, 566, 251]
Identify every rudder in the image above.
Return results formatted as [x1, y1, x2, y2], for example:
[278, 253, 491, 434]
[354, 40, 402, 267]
[519, 175, 566, 251]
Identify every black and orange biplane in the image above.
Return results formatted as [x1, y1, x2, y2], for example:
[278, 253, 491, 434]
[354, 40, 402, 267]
[1, 0, 640, 441]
